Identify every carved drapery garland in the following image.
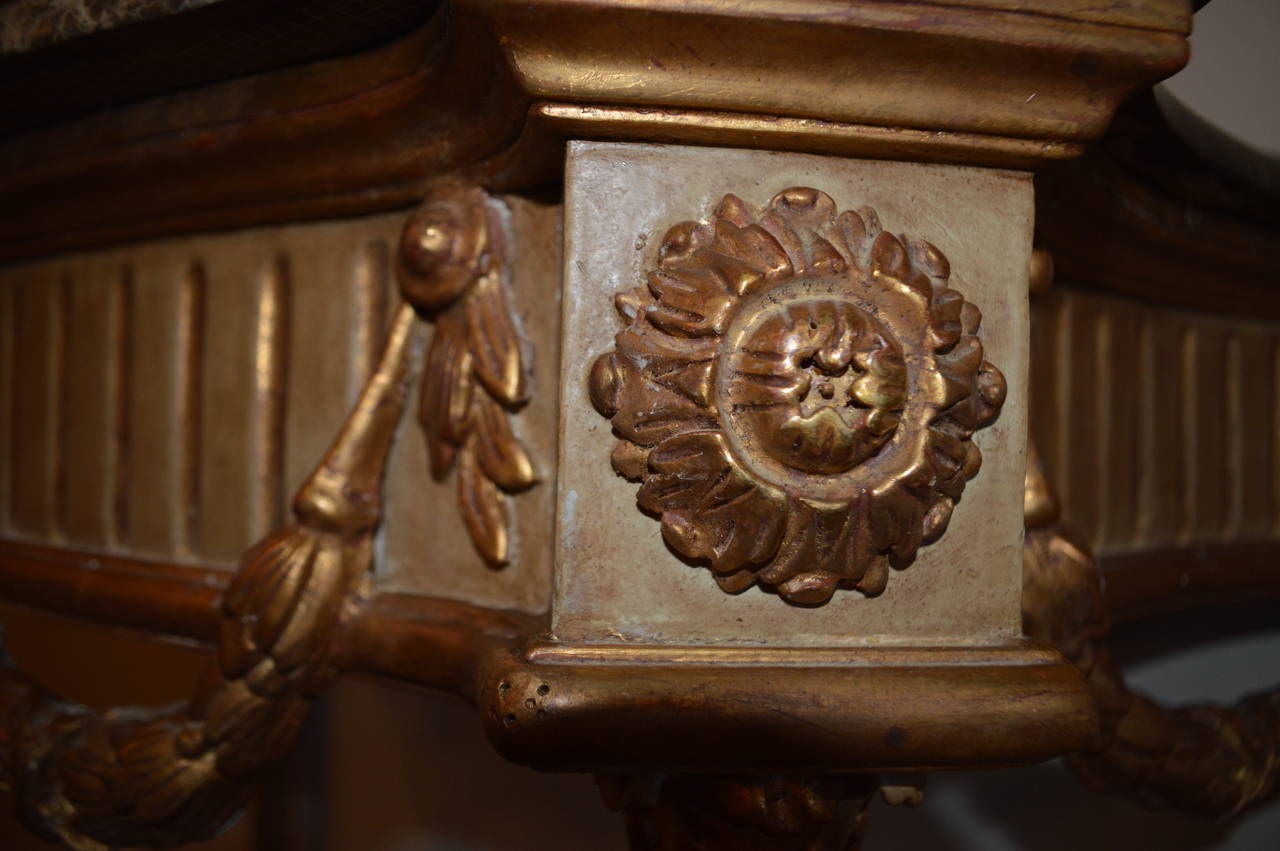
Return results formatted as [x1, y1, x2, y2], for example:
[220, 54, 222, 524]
[396, 183, 537, 567]
[0, 303, 418, 850]
[589, 188, 1005, 604]
[3, 177, 1276, 850]
[1022, 444, 1280, 817]
[0, 183, 540, 848]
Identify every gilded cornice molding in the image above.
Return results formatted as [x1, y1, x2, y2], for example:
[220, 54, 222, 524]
[0, 0, 1189, 263]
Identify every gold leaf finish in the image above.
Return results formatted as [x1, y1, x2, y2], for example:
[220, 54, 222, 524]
[0, 304, 419, 849]
[398, 183, 537, 568]
[1022, 444, 1280, 817]
[589, 188, 1005, 605]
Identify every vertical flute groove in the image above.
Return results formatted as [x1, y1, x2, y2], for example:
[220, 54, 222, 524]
[1179, 325, 1198, 545]
[7, 285, 20, 531]
[1093, 310, 1112, 548]
[351, 240, 390, 397]
[110, 265, 134, 547]
[0, 285, 12, 530]
[53, 273, 71, 540]
[1273, 337, 1280, 535]
[176, 263, 206, 556]
[1053, 295, 1073, 516]
[253, 256, 291, 538]
[1134, 316, 1156, 547]
[1223, 334, 1244, 541]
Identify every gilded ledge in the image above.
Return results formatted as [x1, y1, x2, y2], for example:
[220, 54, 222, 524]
[589, 188, 1005, 605]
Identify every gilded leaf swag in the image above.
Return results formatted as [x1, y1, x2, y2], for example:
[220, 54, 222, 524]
[589, 188, 1005, 604]
[397, 184, 536, 567]
[0, 306, 420, 850]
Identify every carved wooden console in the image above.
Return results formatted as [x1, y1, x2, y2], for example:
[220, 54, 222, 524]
[3, 1, 1275, 848]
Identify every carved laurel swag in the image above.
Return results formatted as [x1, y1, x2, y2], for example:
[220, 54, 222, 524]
[1022, 445, 1280, 818]
[0, 305, 419, 850]
[589, 188, 1005, 604]
[396, 184, 536, 567]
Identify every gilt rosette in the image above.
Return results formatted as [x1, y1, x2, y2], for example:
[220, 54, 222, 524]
[588, 188, 1006, 604]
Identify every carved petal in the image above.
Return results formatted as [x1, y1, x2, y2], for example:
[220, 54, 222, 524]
[909, 238, 950, 280]
[610, 440, 650, 481]
[870, 231, 911, 279]
[921, 497, 954, 542]
[808, 235, 848, 275]
[650, 359, 715, 407]
[760, 495, 876, 604]
[712, 567, 762, 594]
[614, 285, 653, 322]
[928, 287, 966, 351]
[219, 527, 317, 681]
[602, 350, 717, 448]
[457, 441, 509, 567]
[767, 187, 839, 233]
[869, 486, 927, 565]
[975, 361, 1007, 426]
[927, 429, 970, 501]
[855, 552, 890, 595]
[646, 270, 737, 337]
[588, 352, 625, 418]
[617, 321, 718, 363]
[707, 220, 793, 295]
[638, 431, 786, 573]
[268, 540, 352, 680]
[472, 392, 537, 492]
[420, 312, 474, 478]
[935, 335, 984, 412]
[464, 270, 529, 405]
[612, 369, 717, 447]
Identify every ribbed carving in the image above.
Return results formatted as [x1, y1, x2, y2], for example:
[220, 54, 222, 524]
[0, 304, 419, 850]
[1030, 289, 1280, 555]
[0, 205, 557, 612]
[0, 218, 400, 567]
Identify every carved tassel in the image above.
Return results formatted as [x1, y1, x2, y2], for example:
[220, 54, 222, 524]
[0, 304, 419, 850]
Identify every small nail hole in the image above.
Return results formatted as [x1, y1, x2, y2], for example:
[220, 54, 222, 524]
[537, 684, 550, 696]
[503, 713, 517, 727]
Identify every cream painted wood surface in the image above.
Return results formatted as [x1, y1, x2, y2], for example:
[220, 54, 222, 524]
[554, 142, 1032, 645]
[0, 202, 560, 613]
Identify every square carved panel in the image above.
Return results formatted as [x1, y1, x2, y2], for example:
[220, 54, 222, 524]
[554, 142, 1031, 646]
